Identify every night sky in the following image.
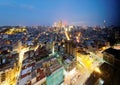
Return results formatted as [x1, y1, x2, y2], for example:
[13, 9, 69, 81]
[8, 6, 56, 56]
[0, 0, 119, 26]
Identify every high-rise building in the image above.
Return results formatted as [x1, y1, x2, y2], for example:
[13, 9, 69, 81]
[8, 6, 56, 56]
[53, 20, 63, 28]
[103, 20, 106, 28]
[103, 48, 120, 68]
[64, 40, 76, 56]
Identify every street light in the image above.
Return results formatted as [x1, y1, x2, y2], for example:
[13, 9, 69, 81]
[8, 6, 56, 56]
[94, 67, 101, 74]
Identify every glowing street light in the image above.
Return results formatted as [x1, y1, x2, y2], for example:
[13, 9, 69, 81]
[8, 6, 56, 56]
[94, 67, 101, 74]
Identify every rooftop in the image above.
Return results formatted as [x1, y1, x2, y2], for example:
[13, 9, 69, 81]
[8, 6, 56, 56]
[103, 48, 120, 60]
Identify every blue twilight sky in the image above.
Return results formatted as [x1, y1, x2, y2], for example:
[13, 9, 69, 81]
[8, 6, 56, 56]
[0, 0, 119, 26]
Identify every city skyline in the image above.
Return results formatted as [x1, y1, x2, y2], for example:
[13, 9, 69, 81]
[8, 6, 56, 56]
[0, 0, 119, 26]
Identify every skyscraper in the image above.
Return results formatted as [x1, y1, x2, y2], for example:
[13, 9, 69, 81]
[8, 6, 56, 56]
[103, 20, 106, 28]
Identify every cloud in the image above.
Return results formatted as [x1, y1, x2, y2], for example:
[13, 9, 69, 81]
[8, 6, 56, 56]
[0, 2, 34, 10]
[20, 4, 34, 10]
[70, 21, 87, 25]
[0, 2, 15, 7]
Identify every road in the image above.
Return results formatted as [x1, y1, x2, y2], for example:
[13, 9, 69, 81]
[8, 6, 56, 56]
[63, 51, 104, 85]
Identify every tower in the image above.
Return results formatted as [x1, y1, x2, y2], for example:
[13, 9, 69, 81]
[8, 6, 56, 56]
[103, 20, 106, 28]
[59, 20, 62, 28]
